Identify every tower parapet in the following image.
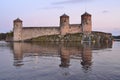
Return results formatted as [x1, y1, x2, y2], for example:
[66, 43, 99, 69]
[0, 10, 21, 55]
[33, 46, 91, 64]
[81, 12, 92, 34]
[13, 18, 23, 41]
[60, 14, 69, 35]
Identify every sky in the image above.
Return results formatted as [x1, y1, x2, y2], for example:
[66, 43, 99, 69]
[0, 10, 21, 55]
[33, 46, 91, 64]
[0, 0, 120, 35]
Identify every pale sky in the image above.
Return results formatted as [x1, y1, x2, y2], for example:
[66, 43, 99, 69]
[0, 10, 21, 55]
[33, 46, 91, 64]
[0, 0, 120, 35]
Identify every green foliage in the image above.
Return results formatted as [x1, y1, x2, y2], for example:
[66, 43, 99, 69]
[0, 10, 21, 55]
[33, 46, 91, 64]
[30, 33, 83, 42]
[113, 36, 120, 39]
[26, 32, 112, 42]
[0, 33, 6, 40]
[6, 31, 13, 37]
[0, 31, 13, 41]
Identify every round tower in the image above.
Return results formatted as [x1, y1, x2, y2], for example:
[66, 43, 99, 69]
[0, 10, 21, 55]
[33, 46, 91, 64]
[81, 12, 92, 34]
[60, 14, 69, 35]
[13, 18, 23, 41]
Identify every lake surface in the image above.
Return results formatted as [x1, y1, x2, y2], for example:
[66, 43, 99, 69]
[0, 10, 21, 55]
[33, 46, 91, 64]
[0, 41, 120, 80]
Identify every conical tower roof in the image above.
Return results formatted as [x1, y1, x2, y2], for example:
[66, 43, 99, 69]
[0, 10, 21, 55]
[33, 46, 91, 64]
[14, 18, 22, 22]
[60, 13, 69, 18]
[82, 12, 91, 16]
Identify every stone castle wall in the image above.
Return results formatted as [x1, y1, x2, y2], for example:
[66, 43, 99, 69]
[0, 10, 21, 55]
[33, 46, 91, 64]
[69, 24, 82, 34]
[21, 27, 60, 40]
[21, 25, 82, 40]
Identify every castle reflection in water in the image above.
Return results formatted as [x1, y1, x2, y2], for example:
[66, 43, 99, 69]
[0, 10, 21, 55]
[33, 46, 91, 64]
[12, 41, 112, 70]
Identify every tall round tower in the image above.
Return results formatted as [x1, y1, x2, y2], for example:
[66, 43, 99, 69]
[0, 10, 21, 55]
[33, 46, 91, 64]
[13, 18, 23, 41]
[81, 12, 92, 34]
[60, 14, 69, 35]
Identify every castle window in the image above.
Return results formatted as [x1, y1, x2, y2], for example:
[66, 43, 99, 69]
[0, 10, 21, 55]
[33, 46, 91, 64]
[64, 19, 66, 22]
[15, 24, 18, 27]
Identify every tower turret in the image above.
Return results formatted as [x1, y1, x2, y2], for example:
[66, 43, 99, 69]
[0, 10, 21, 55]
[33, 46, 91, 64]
[13, 18, 23, 41]
[60, 14, 69, 35]
[81, 12, 92, 34]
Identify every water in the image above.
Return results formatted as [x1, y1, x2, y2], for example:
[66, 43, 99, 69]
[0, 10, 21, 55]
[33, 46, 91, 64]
[0, 41, 120, 80]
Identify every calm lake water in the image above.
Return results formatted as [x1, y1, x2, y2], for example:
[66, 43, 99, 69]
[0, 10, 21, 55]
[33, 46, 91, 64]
[0, 41, 120, 80]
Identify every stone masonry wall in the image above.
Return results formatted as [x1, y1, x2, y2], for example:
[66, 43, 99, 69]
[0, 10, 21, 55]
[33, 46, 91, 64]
[21, 25, 83, 41]
[21, 27, 60, 40]
[69, 24, 82, 34]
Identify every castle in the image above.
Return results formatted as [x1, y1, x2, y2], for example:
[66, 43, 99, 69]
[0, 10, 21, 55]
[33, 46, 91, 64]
[13, 12, 92, 41]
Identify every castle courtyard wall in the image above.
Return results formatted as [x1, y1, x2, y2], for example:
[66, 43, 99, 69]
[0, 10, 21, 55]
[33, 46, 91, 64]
[21, 27, 60, 40]
[21, 25, 83, 40]
[68, 24, 82, 34]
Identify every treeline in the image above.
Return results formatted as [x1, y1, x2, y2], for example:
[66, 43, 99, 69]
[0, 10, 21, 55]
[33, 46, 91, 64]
[0, 31, 13, 41]
[0, 33, 6, 40]
[113, 36, 120, 39]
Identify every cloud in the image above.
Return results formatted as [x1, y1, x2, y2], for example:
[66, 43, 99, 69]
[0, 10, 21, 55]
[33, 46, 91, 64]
[40, 6, 64, 10]
[102, 10, 109, 13]
[42, 0, 93, 10]
[52, 0, 92, 5]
